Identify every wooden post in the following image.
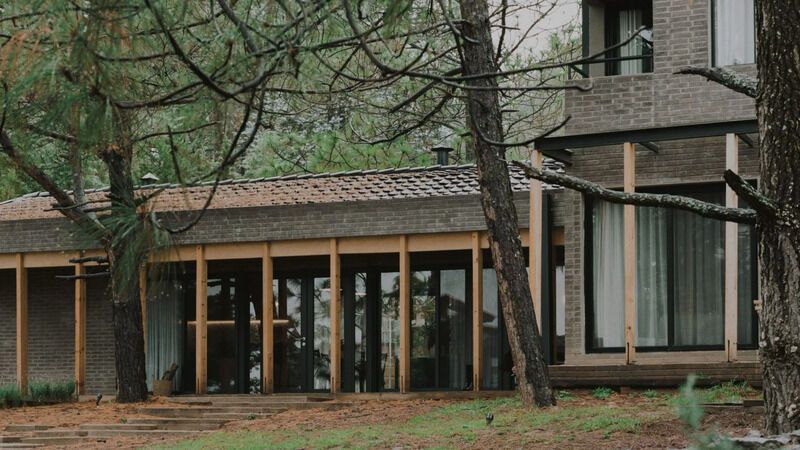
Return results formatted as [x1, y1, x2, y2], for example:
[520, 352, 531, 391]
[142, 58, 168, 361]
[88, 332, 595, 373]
[725, 133, 739, 362]
[262, 242, 274, 394]
[471, 232, 483, 391]
[529, 149, 544, 330]
[15, 253, 27, 394]
[329, 238, 341, 394]
[74, 261, 87, 396]
[195, 245, 208, 394]
[623, 142, 637, 365]
[399, 235, 411, 393]
[139, 266, 147, 352]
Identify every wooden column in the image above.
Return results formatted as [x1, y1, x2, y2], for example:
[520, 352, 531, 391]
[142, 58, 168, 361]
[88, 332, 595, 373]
[329, 238, 341, 394]
[195, 245, 208, 394]
[623, 142, 637, 364]
[529, 149, 544, 330]
[262, 242, 274, 394]
[139, 266, 147, 351]
[471, 232, 483, 391]
[74, 262, 87, 396]
[725, 133, 739, 362]
[15, 253, 27, 393]
[399, 235, 411, 393]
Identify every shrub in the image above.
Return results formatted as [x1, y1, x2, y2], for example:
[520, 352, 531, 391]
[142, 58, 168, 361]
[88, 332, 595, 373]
[0, 384, 22, 408]
[27, 380, 76, 403]
[642, 389, 659, 399]
[591, 387, 614, 400]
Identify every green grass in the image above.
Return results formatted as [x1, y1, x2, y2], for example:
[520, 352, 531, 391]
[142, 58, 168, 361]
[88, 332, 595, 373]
[697, 381, 756, 404]
[0, 384, 22, 408]
[591, 387, 614, 399]
[155, 395, 661, 449]
[27, 380, 76, 403]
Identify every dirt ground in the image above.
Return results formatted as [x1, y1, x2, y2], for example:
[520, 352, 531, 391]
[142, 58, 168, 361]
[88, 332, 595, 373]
[0, 391, 764, 449]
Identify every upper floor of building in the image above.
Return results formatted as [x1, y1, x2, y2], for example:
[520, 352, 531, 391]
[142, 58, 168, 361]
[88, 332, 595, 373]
[564, 0, 757, 135]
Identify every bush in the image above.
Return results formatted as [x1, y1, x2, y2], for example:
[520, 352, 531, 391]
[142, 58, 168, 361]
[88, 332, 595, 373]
[0, 384, 22, 408]
[591, 387, 614, 400]
[27, 380, 76, 403]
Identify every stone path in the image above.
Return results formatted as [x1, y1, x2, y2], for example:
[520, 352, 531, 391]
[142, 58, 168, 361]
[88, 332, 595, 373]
[0, 395, 347, 448]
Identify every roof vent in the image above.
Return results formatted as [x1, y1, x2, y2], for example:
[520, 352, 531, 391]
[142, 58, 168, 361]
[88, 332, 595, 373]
[431, 147, 453, 166]
[141, 173, 160, 185]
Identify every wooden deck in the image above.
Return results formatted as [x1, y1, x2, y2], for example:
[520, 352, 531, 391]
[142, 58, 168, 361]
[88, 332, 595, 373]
[549, 362, 762, 388]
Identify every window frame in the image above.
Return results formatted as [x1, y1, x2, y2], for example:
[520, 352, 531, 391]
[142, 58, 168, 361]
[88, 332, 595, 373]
[584, 182, 759, 354]
[603, 0, 654, 76]
[710, 0, 757, 68]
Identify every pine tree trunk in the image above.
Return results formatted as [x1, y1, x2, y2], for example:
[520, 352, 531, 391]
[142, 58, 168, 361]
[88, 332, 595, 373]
[457, 0, 555, 407]
[756, 0, 800, 434]
[100, 128, 148, 403]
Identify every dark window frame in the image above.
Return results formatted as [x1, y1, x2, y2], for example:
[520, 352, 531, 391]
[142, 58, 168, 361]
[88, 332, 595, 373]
[584, 182, 759, 354]
[604, 0, 654, 76]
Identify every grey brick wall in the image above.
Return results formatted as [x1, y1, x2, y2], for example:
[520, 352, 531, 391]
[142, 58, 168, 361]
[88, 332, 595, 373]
[28, 268, 74, 384]
[0, 192, 536, 254]
[566, 0, 756, 134]
[85, 277, 116, 394]
[0, 269, 15, 384]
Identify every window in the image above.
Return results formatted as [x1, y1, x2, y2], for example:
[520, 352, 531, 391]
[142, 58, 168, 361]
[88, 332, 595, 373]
[586, 184, 758, 352]
[712, 0, 756, 66]
[604, 2, 653, 76]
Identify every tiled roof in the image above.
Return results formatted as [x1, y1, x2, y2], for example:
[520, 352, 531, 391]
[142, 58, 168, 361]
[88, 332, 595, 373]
[0, 162, 561, 222]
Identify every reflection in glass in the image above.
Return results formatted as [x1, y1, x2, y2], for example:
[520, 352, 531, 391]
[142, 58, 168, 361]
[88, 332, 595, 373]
[354, 273, 368, 392]
[313, 277, 332, 390]
[411, 271, 436, 389]
[275, 278, 303, 391]
[440, 270, 468, 390]
[207, 278, 236, 393]
[380, 272, 400, 391]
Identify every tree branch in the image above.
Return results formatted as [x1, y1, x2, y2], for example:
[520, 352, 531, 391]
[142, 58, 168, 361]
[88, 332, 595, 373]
[675, 66, 757, 98]
[723, 169, 777, 217]
[513, 161, 758, 224]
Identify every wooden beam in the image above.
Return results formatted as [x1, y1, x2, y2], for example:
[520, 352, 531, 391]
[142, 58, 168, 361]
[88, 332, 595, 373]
[471, 232, 483, 391]
[407, 232, 472, 252]
[74, 261, 87, 396]
[195, 245, 208, 394]
[15, 253, 27, 393]
[399, 235, 411, 393]
[623, 142, 637, 364]
[262, 242, 274, 394]
[329, 238, 341, 394]
[725, 133, 739, 362]
[530, 149, 544, 330]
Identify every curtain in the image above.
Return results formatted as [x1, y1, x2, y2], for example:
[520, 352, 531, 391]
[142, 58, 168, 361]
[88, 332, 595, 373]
[619, 9, 644, 75]
[592, 201, 625, 348]
[636, 207, 669, 347]
[146, 277, 185, 392]
[441, 270, 468, 390]
[714, 0, 755, 66]
[672, 193, 725, 346]
[738, 224, 755, 346]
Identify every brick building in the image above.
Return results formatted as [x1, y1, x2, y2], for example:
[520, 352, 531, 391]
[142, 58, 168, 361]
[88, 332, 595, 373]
[0, 0, 760, 396]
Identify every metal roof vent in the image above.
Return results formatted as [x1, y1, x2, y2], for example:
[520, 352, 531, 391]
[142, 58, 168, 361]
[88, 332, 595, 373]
[431, 147, 453, 166]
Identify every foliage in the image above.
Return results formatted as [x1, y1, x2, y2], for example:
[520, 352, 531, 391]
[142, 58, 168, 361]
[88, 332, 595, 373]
[0, 384, 22, 408]
[557, 389, 574, 401]
[591, 387, 614, 399]
[643, 389, 659, 399]
[26, 380, 77, 403]
[699, 381, 757, 404]
[675, 375, 740, 450]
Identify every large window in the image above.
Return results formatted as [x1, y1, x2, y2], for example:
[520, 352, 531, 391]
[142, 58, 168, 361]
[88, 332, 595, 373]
[712, 0, 756, 67]
[587, 184, 757, 352]
[604, 2, 653, 76]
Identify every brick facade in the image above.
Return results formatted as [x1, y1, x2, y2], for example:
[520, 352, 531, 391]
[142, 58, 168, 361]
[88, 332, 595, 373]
[0, 270, 15, 384]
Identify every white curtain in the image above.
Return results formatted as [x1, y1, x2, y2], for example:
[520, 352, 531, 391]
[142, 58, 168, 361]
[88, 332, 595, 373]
[636, 207, 669, 347]
[672, 199, 725, 346]
[714, 0, 755, 66]
[619, 9, 644, 75]
[592, 201, 625, 348]
[146, 278, 185, 392]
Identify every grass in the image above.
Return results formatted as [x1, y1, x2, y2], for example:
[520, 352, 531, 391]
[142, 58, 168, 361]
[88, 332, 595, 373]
[591, 387, 614, 399]
[156, 395, 663, 449]
[697, 381, 757, 404]
[0, 384, 22, 408]
[0, 380, 76, 408]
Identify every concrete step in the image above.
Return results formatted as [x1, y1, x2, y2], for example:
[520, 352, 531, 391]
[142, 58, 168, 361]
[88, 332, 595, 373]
[140, 407, 287, 418]
[19, 437, 89, 446]
[127, 418, 228, 431]
[87, 429, 211, 439]
[202, 401, 348, 410]
[0, 437, 22, 444]
[201, 412, 276, 420]
[170, 395, 331, 404]
[79, 423, 159, 431]
[0, 444, 44, 449]
[3, 426, 51, 433]
[33, 429, 88, 438]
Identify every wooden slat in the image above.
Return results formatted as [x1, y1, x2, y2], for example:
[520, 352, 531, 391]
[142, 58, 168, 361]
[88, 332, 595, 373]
[262, 242, 274, 394]
[329, 238, 341, 394]
[338, 235, 399, 254]
[623, 142, 636, 364]
[195, 245, 208, 394]
[74, 261, 87, 396]
[530, 150, 544, 330]
[407, 232, 472, 252]
[471, 232, 483, 391]
[725, 133, 739, 362]
[16, 253, 27, 393]
[399, 235, 411, 393]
